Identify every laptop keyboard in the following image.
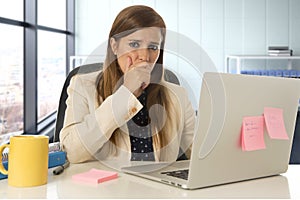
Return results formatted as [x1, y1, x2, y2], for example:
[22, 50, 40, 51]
[161, 169, 189, 180]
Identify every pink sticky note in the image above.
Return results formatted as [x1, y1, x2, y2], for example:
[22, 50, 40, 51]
[264, 107, 289, 140]
[72, 168, 118, 184]
[241, 116, 266, 151]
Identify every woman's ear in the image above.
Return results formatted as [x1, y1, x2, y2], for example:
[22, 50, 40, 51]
[110, 37, 118, 55]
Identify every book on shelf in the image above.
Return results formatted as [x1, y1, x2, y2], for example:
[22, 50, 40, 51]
[268, 53, 292, 56]
[268, 46, 289, 51]
[268, 50, 292, 54]
[268, 46, 293, 56]
[268, 50, 292, 55]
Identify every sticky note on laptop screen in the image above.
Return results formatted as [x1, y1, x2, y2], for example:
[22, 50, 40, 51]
[72, 168, 118, 184]
[264, 107, 289, 140]
[241, 116, 266, 151]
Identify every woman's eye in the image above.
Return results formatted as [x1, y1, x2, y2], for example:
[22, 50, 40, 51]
[129, 42, 140, 48]
[148, 45, 159, 51]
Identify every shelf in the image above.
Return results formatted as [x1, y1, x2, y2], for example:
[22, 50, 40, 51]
[226, 55, 300, 74]
[227, 55, 300, 60]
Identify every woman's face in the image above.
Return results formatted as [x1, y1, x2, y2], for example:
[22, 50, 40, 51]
[110, 27, 162, 73]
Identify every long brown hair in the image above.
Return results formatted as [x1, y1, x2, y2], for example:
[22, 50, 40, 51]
[96, 5, 179, 158]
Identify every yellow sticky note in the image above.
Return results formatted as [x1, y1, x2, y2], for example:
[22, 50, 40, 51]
[241, 116, 266, 151]
[264, 107, 289, 140]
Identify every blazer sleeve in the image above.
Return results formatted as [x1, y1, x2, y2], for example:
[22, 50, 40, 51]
[60, 75, 143, 163]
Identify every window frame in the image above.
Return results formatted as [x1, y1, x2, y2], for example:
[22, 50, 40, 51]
[0, 0, 75, 139]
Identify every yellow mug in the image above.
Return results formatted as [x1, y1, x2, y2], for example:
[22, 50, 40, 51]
[0, 135, 49, 187]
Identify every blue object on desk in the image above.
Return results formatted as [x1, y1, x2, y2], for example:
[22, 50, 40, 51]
[0, 161, 8, 180]
[48, 151, 66, 168]
[0, 151, 66, 180]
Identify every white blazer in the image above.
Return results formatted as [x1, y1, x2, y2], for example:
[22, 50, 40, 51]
[60, 71, 195, 169]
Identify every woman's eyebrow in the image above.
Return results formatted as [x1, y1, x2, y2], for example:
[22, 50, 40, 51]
[128, 39, 141, 42]
[128, 39, 160, 45]
[149, 41, 160, 45]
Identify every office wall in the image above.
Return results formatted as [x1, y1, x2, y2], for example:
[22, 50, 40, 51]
[75, 0, 300, 108]
[76, 0, 300, 68]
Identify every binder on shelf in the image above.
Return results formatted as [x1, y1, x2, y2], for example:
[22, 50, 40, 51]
[240, 69, 300, 78]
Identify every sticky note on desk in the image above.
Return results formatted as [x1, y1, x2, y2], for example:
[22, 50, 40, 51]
[72, 168, 118, 184]
[264, 107, 289, 140]
[241, 116, 266, 151]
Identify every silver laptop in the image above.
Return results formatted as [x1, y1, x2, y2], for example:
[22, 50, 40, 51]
[122, 72, 300, 190]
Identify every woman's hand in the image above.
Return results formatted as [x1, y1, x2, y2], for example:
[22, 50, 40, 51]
[123, 57, 153, 97]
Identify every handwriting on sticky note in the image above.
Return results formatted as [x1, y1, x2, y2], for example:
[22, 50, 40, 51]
[264, 107, 289, 140]
[241, 116, 266, 151]
[72, 168, 118, 184]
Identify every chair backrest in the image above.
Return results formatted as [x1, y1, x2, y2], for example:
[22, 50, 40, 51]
[53, 63, 103, 142]
[164, 68, 180, 85]
[52, 63, 180, 142]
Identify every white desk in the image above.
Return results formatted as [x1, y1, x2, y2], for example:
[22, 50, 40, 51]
[0, 161, 299, 199]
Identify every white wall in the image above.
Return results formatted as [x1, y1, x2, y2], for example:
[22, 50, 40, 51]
[76, 0, 300, 64]
[75, 0, 300, 109]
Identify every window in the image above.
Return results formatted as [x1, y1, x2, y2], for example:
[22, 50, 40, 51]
[0, 0, 74, 145]
[0, 0, 23, 21]
[37, 31, 66, 121]
[0, 24, 23, 137]
[38, 0, 66, 30]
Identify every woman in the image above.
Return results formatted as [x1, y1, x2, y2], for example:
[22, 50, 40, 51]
[60, 5, 195, 166]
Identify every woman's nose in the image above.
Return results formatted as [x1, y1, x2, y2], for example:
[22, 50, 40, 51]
[138, 48, 150, 62]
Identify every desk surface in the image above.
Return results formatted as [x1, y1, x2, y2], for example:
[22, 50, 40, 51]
[0, 161, 300, 199]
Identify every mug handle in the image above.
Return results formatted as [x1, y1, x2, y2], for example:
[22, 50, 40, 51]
[0, 144, 9, 175]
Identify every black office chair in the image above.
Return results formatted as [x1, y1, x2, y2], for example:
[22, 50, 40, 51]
[53, 62, 180, 143]
[52, 63, 103, 143]
[290, 110, 300, 164]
